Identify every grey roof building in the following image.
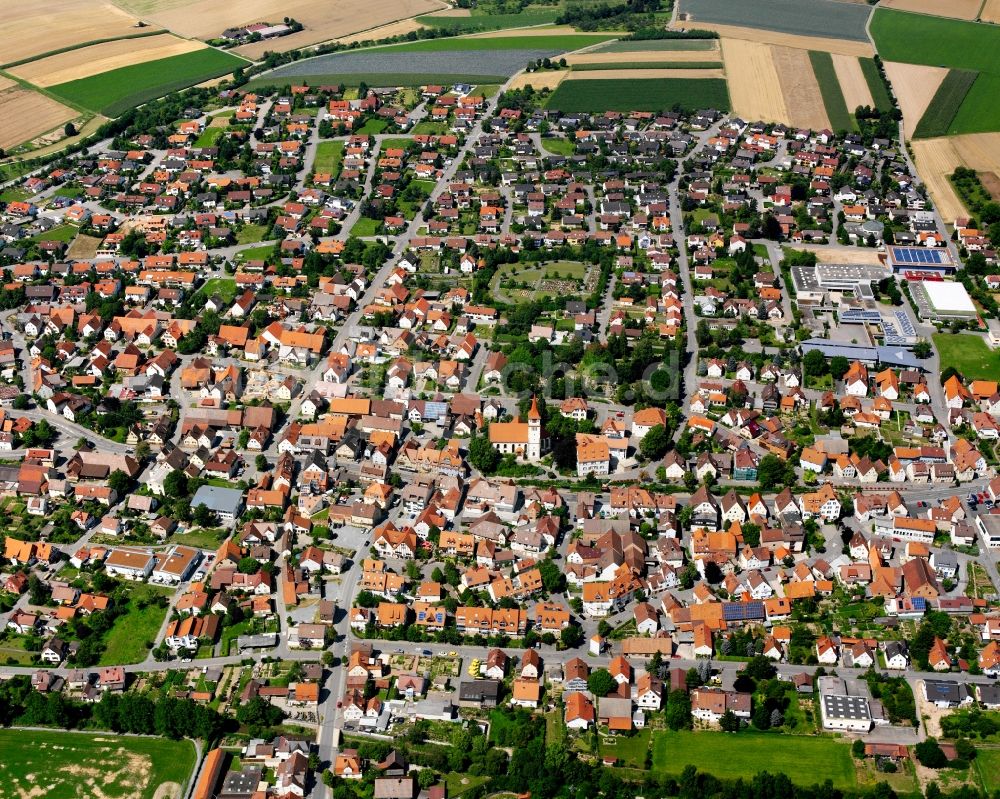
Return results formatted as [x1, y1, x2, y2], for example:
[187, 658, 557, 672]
[191, 484, 244, 523]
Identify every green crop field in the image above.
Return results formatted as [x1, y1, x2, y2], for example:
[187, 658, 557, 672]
[49, 49, 248, 117]
[809, 51, 855, 132]
[859, 58, 893, 113]
[545, 77, 729, 112]
[0, 728, 196, 799]
[571, 61, 723, 70]
[871, 9, 1000, 135]
[933, 333, 1000, 382]
[593, 38, 718, 52]
[248, 73, 508, 89]
[417, 8, 561, 30]
[651, 731, 856, 789]
[913, 69, 978, 139]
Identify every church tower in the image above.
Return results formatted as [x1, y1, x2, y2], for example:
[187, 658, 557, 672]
[526, 395, 541, 461]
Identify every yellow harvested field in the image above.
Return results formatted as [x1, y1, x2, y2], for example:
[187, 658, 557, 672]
[879, 0, 980, 19]
[567, 67, 726, 79]
[2, 0, 152, 66]
[721, 38, 788, 124]
[809, 246, 884, 265]
[10, 34, 205, 87]
[883, 61, 948, 138]
[426, 7, 471, 16]
[773, 46, 829, 130]
[508, 71, 568, 91]
[0, 87, 78, 150]
[565, 48, 719, 64]
[337, 19, 427, 45]
[0, 76, 16, 92]
[981, 0, 1000, 22]
[912, 133, 1000, 223]
[831, 54, 873, 111]
[129, 0, 446, 47]
[678, 22, 874, 57]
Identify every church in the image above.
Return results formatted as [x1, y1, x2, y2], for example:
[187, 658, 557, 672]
[487, 396, 547, 462]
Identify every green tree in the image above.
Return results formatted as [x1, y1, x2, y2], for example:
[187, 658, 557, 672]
[469, 432, 500, 474]
[915, 737, 947, 768]
[719, 710, 740, 732]
[665, 689, 692, 730]
[560, 625, 583, 648]
[163, 470, 189, 498]
[639, 424, 669, 460]
[108, 469, 130, 495]
[587, 668, 616, 698]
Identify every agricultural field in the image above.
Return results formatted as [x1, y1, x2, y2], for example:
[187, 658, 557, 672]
[680, 0, 871, 42]
[878, 0, 981, 20]
[650, 730, 857, 789]
[570, 67, 726, 79]
[883, 61, 949, 138]
[858, 58, 894, 112]
[1, 0, 156, 67]
[0, 87, 78, 151]
[983, 0, 1000, 23]
[933, 334, 1000, 381]
[113, 0, 446, 57]
[809, 51, 855, 131]
[508, 71, 568, 91]
[417, 7, 561, 31]
[0, 728, 196, 799]
[721, 38, 787, 124]
[263, 47, 565, 84]
[831, 54, 873, 112]
[366, 33, 618, 52]
[544, 76, 730, 113]
[592, 38, 719, 52]
[10, 34, 205, 88]
[48, 49, 249, 117]
[872, 9, 1000, 135]
[913, 69, 978, 139]
[565, 46, 721, 65]
[771, 46, 829, 130]
[571, 61, 724, 71]
[678, 24, 873, 57]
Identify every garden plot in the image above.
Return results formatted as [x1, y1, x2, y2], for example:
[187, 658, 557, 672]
[679, 0, 871, 42]
[883, 61, 949, 138]
[831, 54, 873, 111]
[264, 48, 561, 81]
[11, 34, 205, 87]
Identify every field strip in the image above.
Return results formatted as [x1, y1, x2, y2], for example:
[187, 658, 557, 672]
[336, 19, 428, 44]
[772, 46, 830, 130]
[721, 38, 788, 124]
[879, 0, 981, 19]
[911, 138, 971, 222]
[566, 68, 726, 80]
[677, 22, 874, 57]
[831, 54, 873, 111]
[0, 87, 78, 150]
[467, 25, 620, 38]
[883, 61, 949, 138]
[10, 35, 206, 88]
[565, 49, 719, 64]
[509, 70, 568, 90]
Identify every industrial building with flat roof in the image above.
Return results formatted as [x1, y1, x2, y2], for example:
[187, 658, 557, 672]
[911, 280, 978, 320]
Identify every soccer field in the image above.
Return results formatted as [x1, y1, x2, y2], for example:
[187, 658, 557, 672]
[0, 728, 196, 799]
[651, 730, 857, 789]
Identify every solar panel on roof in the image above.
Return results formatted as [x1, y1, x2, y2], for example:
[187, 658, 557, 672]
[722, 601, 765, 621]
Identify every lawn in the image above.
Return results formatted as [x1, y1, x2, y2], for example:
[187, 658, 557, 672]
[28, 224, 78, 243]
[411, 120, 451, 135]
[0, 728, 196, 799]
[235, 243, 277, 262]
[809, 51, 856, 132]
[651, 730, 856, 789]
[170, 527, 228, 550]
[194, 126, 225, 147]
[236, 224, 268, 245]
[545, 77, 729, 112]
[351, 217, 383, 236]
[488, 708, 518, 742]
[600, 728, 651, 769]
[444, 773, 491, 797]
[194, 277, 238, 304]
[355, 118, 389, 135]
[99, 599, 168, 664]
[540, 136, 575, 156]
[49, 49, 249, 117]
[933, 333, 1000, 382]
[975, 748, 1000, 792]
[313, 140, 345, 176]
